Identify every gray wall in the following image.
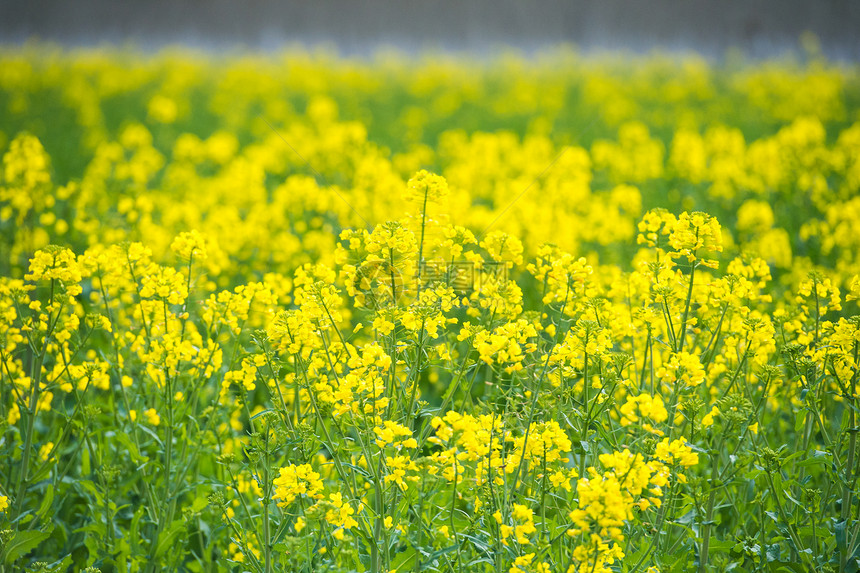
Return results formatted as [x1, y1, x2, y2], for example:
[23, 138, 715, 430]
[1, 0, 859, 59]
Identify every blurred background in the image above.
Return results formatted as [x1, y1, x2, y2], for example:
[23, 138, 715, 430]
[2, 0, 859, 59]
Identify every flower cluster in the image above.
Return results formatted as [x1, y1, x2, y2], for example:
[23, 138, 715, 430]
[273, 463, 325, 507]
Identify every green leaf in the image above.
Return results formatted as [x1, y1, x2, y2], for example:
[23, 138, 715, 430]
[154, 520, 186, 560]
[190, 495, 209, 513]
[765, 544, 780, 562]
[250, 408, 274, 420]
[458, 533, 490, 552]
[36, 483, 54, 519]
[835, 518, 847, 552]
[46, 555, 73, 571]
[796, 450, 830, 468]
[114, 431, 147, 464]
[767, 563, 806, 573]
[390, 548, 415, 569]
[74, 523, 107, 538]
[783, 490, 803, 508]
[2, 529, 51, 565]
[707, 538, 736, 552]
[420, 544, 459, 567]
[81, 444, 90, 475]
[342, 463, 372, 479]
[129, 505, 146, 554]
[75, 479, 103, 504]
[29, 460, 53, 483]
[794, 409, 807, 433]
[676, 509, 697, 525]
[137, 424, 164, 447]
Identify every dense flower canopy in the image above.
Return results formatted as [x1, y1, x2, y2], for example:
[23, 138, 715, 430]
[0, 45, 859, 573]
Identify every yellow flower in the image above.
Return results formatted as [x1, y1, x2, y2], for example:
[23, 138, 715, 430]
[25, 247, 84, 296]
[655, 438, 699, 468]
[139, 265, 188, 305]
[384, 455, 419, 490]
[667, 211, 723, 268]
[620, 393, 669, 428]
[405, 170, 449, 203]
[657, 351, 706, 387]
[222, 359, 259, 398]
[374, 420, 417, 450]
[637, 208, 676, 248]
[701, 406, 720, 428]
[170, 230, 209, 261]
[144, 408, 160, 426]
[373, 316, 396, 336]
[324, 491, 358, 531]
[39, 442, 54, 461]
[550, 470, 573, 492]
[147, 94, 178, 123]
[496, 504, 537, 546]
[510, 553, 534, 573]
[7, 402, 20, 426]
[480, 231, 524, 266]
[273, 464, 324, 507]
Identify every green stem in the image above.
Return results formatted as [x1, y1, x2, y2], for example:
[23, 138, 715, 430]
[416, 186, 429, 297]
[630, 478, 674, 572]
[13, 280, 57, 521]
[840, 342, 858, 573]
[677, 257, 697, 353]
[764, 469, 813, 569]
[699, 452, 719, 573]
[263, 430, 272, 573]
[511, 280, 570, 498]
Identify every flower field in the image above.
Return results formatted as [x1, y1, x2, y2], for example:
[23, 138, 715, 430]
[2, 45, 860, 572]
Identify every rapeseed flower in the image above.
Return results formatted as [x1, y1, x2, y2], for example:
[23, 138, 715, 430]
[273, 463, 324, 507]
